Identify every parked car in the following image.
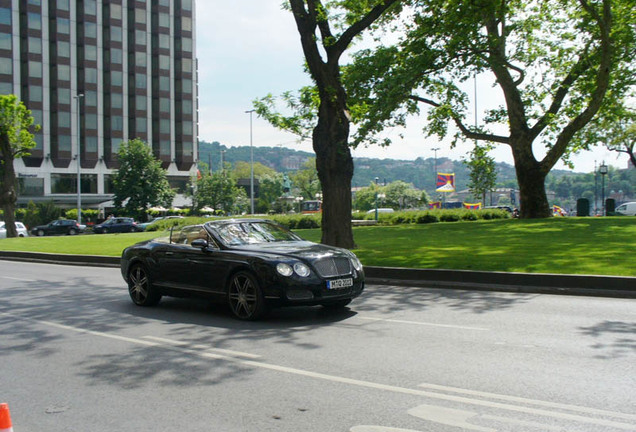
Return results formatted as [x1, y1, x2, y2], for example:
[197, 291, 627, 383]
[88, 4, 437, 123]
[121, 219, 365, 320]
[137, 215, 184, 231]
[93, 217, 142, 234]
[615, 202, 636, 216]
[366, 208, 395, 214]
[0, 221, 29, 238]
[30, 219, 85, 236]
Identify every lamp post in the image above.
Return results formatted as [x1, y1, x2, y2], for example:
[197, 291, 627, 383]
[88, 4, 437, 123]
[245, 110, 255, 214]
[74, 93, 84, 225]
[599, 162, 608, 216]
[374, 177, 380, 221]
[432, 147, 440, 190]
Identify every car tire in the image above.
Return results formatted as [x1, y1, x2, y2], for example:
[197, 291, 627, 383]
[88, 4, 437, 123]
[130, 226, 136, 232]
[227, 271, 267, 320]
[102, 228, 108, 234]
[37, 229, 44, 237]
[128, 264, 161, 306]
[68, 229, 77, 235]
[322, 299, 352, 309]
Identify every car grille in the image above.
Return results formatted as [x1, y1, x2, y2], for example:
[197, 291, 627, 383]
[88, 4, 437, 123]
[313, 257, 352, 278]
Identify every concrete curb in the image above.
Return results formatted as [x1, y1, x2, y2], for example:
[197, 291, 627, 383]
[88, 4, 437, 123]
[1, 251, 634, 298]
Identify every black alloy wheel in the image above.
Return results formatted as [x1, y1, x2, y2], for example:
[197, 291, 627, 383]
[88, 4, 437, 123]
[128, 264, 161, 306]
[227, 271, 267, 320]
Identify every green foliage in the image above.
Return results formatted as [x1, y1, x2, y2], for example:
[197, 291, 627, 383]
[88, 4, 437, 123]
[290, 158, 321, 200]
[463, 144, 497, 203]
[112, 139, 175, 219]
[188, 170, 248, 215]
[0, 94, 39, 160]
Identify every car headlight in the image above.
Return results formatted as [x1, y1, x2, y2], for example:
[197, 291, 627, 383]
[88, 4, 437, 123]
[351, 255, 363, 272]
[276, 263, 293, 277]
[293, 263, 311, 277]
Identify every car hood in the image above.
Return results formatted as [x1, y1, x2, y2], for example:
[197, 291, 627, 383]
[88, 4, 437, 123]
[228, 241, 354, 261]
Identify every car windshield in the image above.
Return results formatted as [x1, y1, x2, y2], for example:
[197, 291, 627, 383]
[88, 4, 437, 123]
[213, 221, 301, 246]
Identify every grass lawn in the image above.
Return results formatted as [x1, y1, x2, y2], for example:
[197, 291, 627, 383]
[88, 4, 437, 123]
[1, 218, 634, 276]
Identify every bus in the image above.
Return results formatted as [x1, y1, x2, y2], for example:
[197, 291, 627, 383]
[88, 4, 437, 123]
[300, 200, 322, 214]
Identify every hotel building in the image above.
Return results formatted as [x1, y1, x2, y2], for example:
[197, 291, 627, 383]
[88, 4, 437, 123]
[0, 0, 197, 208]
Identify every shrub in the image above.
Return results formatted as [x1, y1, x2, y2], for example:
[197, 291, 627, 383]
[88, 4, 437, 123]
[416, 211, 440, 224]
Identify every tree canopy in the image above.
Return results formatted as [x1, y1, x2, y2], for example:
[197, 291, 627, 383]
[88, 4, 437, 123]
[112, 139, 175, 218]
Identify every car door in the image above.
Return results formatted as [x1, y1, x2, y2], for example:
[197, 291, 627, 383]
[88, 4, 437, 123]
[181, 238, 229, 295]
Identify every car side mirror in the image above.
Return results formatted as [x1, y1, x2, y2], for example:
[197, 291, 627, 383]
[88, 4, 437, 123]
[190, 239, 209, 249]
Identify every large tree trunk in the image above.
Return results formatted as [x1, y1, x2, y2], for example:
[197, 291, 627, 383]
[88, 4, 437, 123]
[511, 141, 551, 218]
[0, 134, 18, 237]
[313, 104, 355, 248]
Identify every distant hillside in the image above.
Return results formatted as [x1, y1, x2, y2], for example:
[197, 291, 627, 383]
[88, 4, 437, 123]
[199, 140, 577, 196]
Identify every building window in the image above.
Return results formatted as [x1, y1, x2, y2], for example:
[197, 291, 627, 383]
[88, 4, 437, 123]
[181, 78, 192, 94]
[57, 64, 70, 81]
[159, 0, 170, 6]
[0, 51, 11, 73]
[0, 8, 11, 26]
[84, 45, 97, 61]
[111, 138, 122, 154]
[29, 85, 42, 102]
[57, 0, 70, 11]
[58, 134, 71, 151]
[136, 117, 147, 133]
[135, 73, 147, 89]
[160, 119, 170, 134]
[111, 93, 122, 109]
[159, 97, 170, 112]
[181, 58, 192, 73]
[159, 76, 169, 91]
[0, 82, 12, 94]
[110, 4, 122, 20]
[18, 177, 44, 197]
[158, 13, 169, 28]
[135, 29, 146, 46]
[159, 54, 169, 70]
[110, 48, 122, 64]
[57, 88, 71, 104]
[0, 32, 12, 51]
[85, 113, 98, 129]
[111, 26, 122, 42]
[110, 70, 123, 86]
[160, 140, 170, 155]
[181, 37, 192, 53]
[182, 121, 192, 135]
[28, 0, 41, 5]
[111, 116, 123, 131]
[85, 136, 97, 152]
[28, 13, 41, 31]
[182, 16, 192, 32]
[135, 8, 146, 24]
[85, 90, 97, 106]
[135, 52, 146, 67]
[159, 33, 170, 49]
[183, 0, 192, 11]
[57, 18, 70, 35]
[30, 109, 43, 125]
[51, 174, 75, 194]
[182, 100, 192, 115]
[85, 22, 97, 39]
[28, 36, 41, 54]
[135, 94, 147, 110]
[85, 0, 97, 16]
[85, 67, 98, 84]
[57, 41, 70, 58]
[29, 61, 42, 78]
[58, 112, 70, 128]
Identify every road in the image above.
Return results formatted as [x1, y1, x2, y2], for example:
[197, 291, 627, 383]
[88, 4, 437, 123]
[1, 260, 635, 432]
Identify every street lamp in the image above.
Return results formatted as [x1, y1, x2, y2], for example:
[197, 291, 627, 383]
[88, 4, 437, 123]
[599, 162, 608, 216]
[245, 109, 255, 214]
[432, 147, 440, 190]
[374, 177, 380, 221]
[74, 93, 84, 225]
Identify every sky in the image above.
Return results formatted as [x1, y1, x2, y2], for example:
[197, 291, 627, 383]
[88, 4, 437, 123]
[195, 2, 630, 174]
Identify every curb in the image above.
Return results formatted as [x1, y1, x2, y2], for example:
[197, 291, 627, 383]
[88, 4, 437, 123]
[1, 251, 634, 299]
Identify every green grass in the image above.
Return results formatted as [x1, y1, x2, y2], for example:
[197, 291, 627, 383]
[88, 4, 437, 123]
[1, 218, 635, 276]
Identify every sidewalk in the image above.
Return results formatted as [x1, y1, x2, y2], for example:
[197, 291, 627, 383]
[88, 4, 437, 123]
[1, 250, 635, 299]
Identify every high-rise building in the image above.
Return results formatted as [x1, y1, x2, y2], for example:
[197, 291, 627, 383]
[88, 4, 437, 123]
[0, 0, 197, 209]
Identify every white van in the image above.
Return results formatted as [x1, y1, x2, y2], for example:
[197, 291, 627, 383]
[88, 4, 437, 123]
[615, 202, 636, 216]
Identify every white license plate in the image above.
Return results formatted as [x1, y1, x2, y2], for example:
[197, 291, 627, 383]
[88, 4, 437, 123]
[327, 278, 353, 289]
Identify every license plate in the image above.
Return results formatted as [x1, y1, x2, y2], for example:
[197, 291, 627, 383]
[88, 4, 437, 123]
[327, 278, 353, 289]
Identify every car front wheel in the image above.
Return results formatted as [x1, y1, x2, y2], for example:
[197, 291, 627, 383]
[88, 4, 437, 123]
[227, 271, 267, 320]
[128, 264, 161, 306]
[37, 230, 44, 236]
[68, 229, 77, 235]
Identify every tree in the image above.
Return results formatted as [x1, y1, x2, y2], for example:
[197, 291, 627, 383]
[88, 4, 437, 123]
[383, 180, 423, 210]
[290, 157, 321, 200]
[463, 144, 497, 204]
[255, 0, 402, 248]
[255, 173, 285, 213]
[189, 170, 248, 215]
[348, 0, 635, 218]
[230, 161, 277, 181]
[112, 139, 175, 219]
[0, 95, 38, 238]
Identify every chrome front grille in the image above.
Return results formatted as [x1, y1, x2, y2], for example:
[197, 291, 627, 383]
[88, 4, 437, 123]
[313, 257, 352, 278]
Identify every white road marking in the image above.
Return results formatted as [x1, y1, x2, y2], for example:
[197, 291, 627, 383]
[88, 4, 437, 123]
[408, 405, 495, 432]
[359, 316, 489, 331]
[143, 335, 262, 359]
[2, 310, 635, 431]
[1, 276, 36, 282]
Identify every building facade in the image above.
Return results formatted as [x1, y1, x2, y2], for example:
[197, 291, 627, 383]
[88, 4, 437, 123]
[0, 0, 197, 208]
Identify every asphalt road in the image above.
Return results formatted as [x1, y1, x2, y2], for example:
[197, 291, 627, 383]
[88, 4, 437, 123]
[1, 261, 635, 432]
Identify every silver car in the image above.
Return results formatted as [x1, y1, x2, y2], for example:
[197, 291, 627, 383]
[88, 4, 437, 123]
[0, 221, 29, 238]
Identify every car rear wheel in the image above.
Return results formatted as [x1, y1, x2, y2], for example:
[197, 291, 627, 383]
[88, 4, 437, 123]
[227, 271, 267, 320]
[37, 229, 44, 236]
[128, 264, 161, 306]
[68, 229, 77, 235]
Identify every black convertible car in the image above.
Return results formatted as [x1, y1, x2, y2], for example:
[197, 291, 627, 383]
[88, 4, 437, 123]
[121, 219, 365, 320]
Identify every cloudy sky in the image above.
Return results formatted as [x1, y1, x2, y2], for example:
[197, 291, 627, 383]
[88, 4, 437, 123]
[195, 2, 627, 173]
